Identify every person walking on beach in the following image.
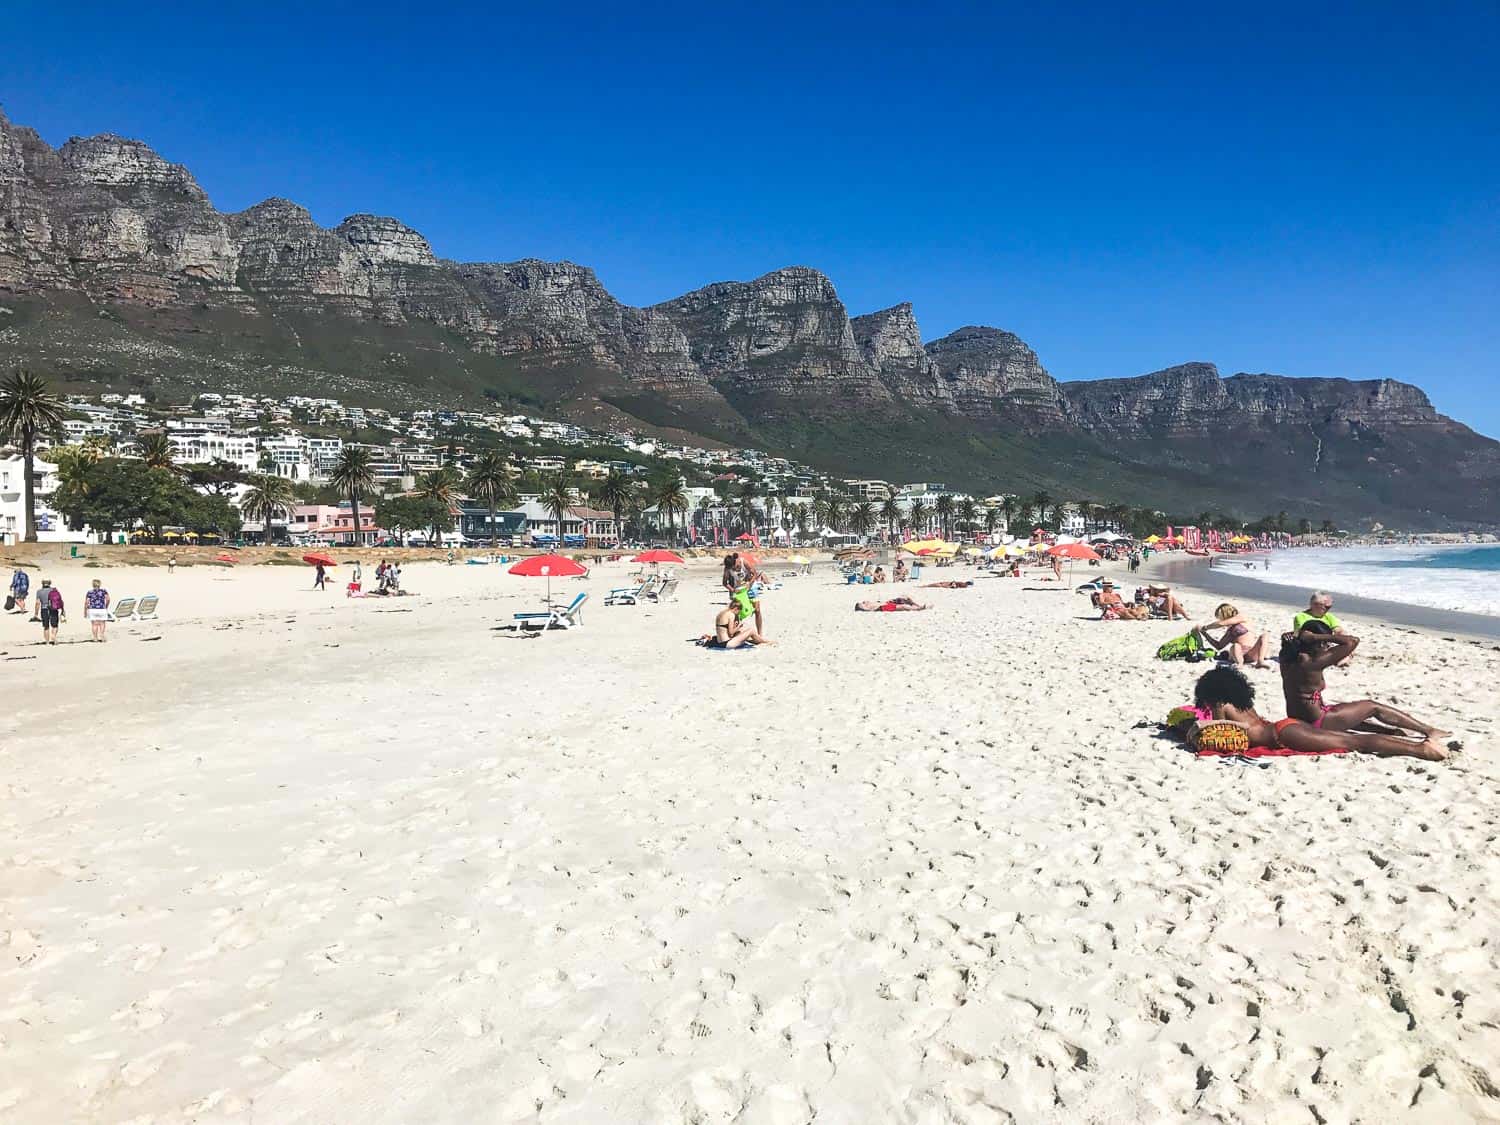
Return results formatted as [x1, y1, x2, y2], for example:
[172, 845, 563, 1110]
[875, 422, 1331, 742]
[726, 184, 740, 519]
[8, 567, 28, 615]
[167, 554, 177, 576]
[37, 578, 64, 644]
[84, 578, 111, 642]
[314, 563, 327, 591]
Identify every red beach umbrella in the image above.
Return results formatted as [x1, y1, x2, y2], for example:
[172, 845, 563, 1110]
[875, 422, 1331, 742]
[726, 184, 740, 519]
[633, 549, 685, 565]
[303, 553, 337, 568]
[1048, 542, 1101, 560]
[510, 553, 588, 605]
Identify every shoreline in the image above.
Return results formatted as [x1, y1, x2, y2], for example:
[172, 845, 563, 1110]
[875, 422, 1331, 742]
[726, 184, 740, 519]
[1149, 553, 1500, 644]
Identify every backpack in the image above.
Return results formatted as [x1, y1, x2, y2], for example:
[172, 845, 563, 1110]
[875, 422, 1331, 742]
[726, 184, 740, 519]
[46, 587, 64, 611]
[1155, 631, 1204, 661]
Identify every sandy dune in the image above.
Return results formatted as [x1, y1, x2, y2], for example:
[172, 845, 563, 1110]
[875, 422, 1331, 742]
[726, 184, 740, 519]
[2, 557, 1497, 1122]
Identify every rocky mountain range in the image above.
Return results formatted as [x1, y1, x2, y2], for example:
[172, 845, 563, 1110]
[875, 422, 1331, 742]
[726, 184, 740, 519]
[2, 108, 1496, 527]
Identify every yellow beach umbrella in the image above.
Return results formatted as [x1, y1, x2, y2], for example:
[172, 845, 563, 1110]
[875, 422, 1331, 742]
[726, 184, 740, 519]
[1145, 534, 1163, 544]
[789, 554, 810, 565]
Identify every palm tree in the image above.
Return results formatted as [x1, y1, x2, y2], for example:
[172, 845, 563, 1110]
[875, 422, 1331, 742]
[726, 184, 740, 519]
[137, 431, 175, 471]
[240, 473, 297, 546]
[983, 506, 999, 538]
[466, 451, 516, 548]
[542, 475, 574, 543]
[652, 475, 688, 540]
[1029, 491, 1052, 532]
[934, 494, 954, 539]
[737, 482, 759, 536]
[881, 496, 900, 540]
[824, 494, 844, 534]
[417, 466, 462, 546]
[0, 370, 66, 542]
[957, 497, 977, 539]
[329, 446, 377, 544]
[850, 502, 874, 537]
[908, 497, 928, 538]
[793, 505, 810, 542]
[596, 469, 633, 547]
[998, 495, 1018, 537]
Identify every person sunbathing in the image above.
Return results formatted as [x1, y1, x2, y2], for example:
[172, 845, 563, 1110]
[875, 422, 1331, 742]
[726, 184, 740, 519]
[921, 580, 973, 589]
[855, 597, 929, 612]
[1146, 585, 1190, 620]
[1279, 623, 1449, 737]
[1192, 665, 1447, 761]
[1095, 582, 1145, 619]
[1194, 603, 1272, 667]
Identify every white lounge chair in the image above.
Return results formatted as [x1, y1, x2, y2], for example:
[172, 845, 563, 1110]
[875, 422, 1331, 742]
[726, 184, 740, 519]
[514, 592, 587, 630]
[606, 574, 659, 606]
[647, 576, 678, 602]
[136, 594, 160, 621]
[109, 596, 137, 622]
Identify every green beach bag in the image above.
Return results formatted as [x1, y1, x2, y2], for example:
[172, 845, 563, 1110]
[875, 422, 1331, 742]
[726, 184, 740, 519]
[1155, 631, 1204, 662]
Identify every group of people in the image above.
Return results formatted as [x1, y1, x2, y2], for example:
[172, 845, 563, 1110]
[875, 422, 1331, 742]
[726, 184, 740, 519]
[698, 552, 774, 649]
[1094, 579, 1191, 621]
[7, 569, 113, 644]
[1186, 591, 1451, 761]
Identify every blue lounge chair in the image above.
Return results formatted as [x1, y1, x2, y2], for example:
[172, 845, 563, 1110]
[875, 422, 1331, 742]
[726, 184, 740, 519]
[514, 592, 588, 630]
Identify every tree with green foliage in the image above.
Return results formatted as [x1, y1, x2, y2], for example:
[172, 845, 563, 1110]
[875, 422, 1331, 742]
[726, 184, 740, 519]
[542, 475, 574, 542]
[416, 466, 462, 545]
[182, 458, 247, 496]
[934, 494, 954, 539]
[239, 474, 298, 546]
[465, 451, 517, 547]
[881, 496, 900, 540]
[0, 369, 66, 541]
[652, 474, 688, 539]
[51, 458, 242, 540]
[136, 432, 176, 471]
[908, 497, 927, 538]
[957, 497, 977, 538]
[595, 469, 633, 548]
[329, 446, 378, 544]
[849, 502, 874, 537]
[375, 494, 446, 546]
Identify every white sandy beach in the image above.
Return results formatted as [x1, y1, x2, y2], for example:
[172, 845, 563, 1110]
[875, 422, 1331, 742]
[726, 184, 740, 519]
[2, 555, 1497, 1123]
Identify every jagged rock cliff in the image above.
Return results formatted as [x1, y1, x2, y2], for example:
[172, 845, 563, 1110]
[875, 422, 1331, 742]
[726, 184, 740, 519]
[1, 108, 1495, 525]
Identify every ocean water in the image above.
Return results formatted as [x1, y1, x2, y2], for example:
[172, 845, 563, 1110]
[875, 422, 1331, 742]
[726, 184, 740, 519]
[1220, 543, 1500, 617]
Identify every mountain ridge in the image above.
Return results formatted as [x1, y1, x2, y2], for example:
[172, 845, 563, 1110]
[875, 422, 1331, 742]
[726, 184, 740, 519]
[2, 108, 1496, 527]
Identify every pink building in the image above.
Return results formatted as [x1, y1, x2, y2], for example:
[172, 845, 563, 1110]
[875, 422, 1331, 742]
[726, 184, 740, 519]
[290, 504, 383, 545]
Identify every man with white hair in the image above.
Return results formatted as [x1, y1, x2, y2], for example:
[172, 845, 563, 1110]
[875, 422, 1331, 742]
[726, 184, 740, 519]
[1293, 591, 1343, 634]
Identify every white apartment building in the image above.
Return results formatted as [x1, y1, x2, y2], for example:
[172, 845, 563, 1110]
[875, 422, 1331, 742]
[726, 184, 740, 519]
[0, 455, 84, 544]
[167, 431, 259, 473]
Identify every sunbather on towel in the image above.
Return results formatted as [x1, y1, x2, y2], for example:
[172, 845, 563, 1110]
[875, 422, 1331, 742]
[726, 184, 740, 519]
[1192, 665, 1447, 760]
[921, 580, 973, 589]
[855, 597, 929, 612]
[1279, 623, 1449, 736]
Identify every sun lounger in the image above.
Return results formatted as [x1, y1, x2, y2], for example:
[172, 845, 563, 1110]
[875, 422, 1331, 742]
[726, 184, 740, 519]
[647, 576, 678, 602]
[109, 596, 137, 622]
[606, 575, 659, 606]
[136, 594, 159, 621]
[514, 591, 587, 630]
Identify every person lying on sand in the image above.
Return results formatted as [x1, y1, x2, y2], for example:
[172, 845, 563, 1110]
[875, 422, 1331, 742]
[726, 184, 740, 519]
[1279, 623, 1449, 737]
[1193, 665, 1447, 761]
[921, 580, 973, 589]
[1193, 603, 1272, 667]
[855, 597, 929, 612]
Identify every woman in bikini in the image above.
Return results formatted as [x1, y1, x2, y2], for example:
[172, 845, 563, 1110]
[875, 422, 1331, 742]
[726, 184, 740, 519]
[1279, 623, 1449, 737]
[855, 597, 929, 612]
[1193, 665, 1447, 761]
[1194, 603, 1271, 667]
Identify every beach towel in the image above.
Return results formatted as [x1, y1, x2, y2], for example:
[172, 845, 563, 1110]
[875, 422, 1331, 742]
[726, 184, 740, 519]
[1155, 632, 1205, 661]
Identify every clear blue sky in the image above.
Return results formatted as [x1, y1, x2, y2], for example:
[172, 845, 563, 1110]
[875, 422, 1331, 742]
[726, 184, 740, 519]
[6, 1, 1498, 435]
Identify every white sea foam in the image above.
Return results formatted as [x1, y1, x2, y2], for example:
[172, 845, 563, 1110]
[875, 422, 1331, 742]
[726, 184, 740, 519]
[1217, 543, 1500, 617]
